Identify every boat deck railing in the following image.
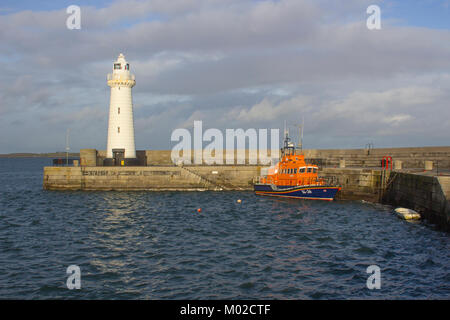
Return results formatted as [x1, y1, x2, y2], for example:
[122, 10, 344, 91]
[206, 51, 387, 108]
[253, 176, 340, 187]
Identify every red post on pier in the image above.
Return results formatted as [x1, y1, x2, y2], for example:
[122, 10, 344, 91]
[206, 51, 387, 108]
[382, 155, 392, 170]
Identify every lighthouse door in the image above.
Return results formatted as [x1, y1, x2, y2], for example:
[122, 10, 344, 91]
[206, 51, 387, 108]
[112, 149, 125, 166]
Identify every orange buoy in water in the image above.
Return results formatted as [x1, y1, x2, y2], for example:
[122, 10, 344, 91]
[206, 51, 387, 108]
[197, 208, 202, 213]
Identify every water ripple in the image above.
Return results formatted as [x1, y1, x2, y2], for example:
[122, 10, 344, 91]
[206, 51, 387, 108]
[0, 158, 449, 299]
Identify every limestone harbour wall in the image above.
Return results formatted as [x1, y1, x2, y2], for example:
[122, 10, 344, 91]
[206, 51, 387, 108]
[302, 146, 450, 169]
[43, 166, 264, 191]
[92, 146, 450, 169]
[43, 165, 383, 199]
[46, 146, 450, 230]
[383, 173, 450, 231]
[43, 165, 450, 230]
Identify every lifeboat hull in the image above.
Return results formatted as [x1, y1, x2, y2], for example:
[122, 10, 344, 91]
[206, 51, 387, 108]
[254, 184, 341, 201]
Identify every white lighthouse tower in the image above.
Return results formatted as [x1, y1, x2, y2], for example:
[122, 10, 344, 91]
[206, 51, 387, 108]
[104, 53, 138, 166]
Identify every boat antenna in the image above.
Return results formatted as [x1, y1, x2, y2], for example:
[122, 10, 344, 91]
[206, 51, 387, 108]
[295, 116, 304, 153]
[282, 120, 290, 158]
[284, 120, 288, 139]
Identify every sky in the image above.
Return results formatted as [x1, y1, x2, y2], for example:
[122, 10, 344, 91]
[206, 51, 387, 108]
[0, 0, 449, 153]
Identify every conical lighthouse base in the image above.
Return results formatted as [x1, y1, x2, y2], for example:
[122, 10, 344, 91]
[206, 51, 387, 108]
[103, 148, 140, 166]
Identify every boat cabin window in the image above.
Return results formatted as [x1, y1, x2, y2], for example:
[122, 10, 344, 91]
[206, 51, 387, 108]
[307, 168, 312, 173]
[294, 169, 297, 174]
[313, 168, 318, 173]
[299, 168, 305, 173]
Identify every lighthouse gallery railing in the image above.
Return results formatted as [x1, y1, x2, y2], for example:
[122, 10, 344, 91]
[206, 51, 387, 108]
[107, 74, 135, 81]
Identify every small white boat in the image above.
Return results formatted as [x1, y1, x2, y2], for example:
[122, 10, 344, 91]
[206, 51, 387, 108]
[394, 207, 421, 220]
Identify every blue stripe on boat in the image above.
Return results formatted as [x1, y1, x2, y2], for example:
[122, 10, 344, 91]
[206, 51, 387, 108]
[254, 184, 340, 200]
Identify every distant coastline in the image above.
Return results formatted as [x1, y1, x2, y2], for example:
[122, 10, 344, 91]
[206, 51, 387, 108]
[0, 153, 80, 158]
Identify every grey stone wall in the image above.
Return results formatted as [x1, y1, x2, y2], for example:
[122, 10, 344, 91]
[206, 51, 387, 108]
[384, 173, 450, 230]
[93, 146, 450, 169]
[43, 165, 263, 191]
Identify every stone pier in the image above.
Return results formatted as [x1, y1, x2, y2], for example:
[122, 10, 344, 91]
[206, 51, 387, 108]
[43, 146, 450, 230]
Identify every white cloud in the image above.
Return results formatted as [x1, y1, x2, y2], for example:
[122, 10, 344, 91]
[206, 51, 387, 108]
[0, 0, 449, 152]
[233, 96, 312, 123]
[382, 114, 413, 125]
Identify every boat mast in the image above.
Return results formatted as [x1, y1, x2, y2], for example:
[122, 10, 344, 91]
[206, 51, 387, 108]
[281, 120, 295, 158]
[299, 116, 304, 153]
[295, 116, 304, 155]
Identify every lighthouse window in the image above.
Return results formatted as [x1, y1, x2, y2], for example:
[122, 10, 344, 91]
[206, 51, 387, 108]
[114, 63, 121, 70]
[118, 127, 120, 133]
[118, 107, 120, 114]
[125, 64, 129, 70]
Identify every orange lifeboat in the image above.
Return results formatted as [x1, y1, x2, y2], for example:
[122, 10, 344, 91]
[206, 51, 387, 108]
[254, 130, 341, 200]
